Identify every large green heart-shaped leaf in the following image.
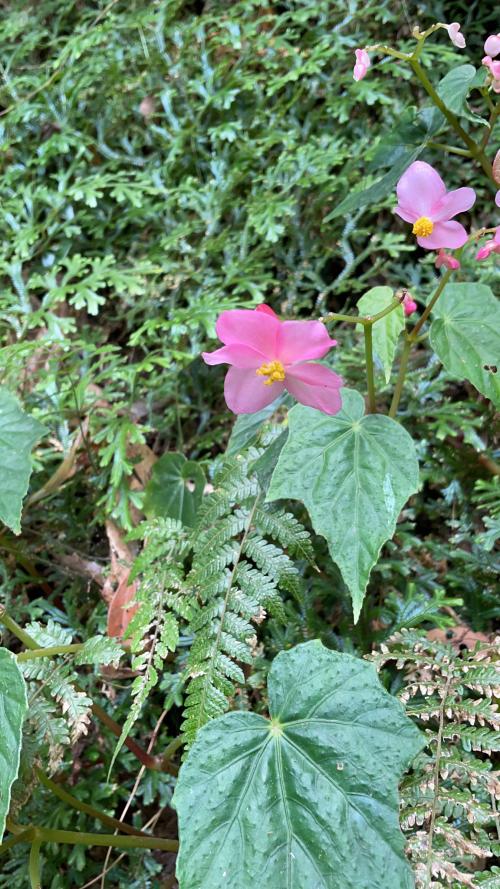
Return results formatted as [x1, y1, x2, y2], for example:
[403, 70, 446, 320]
[429, 283, 500, 408]
[357, 287, 404, 382]
[174, 640, 423, 889]
[267, 389, 419, 619]
[0, 389, 45, 535]
[143, 452, 205, 527]
[0, 647, 28, 841]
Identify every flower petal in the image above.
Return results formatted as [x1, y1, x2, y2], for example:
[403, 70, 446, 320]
[277, 320, 337, 364]
[255, 304, 278, 318]
[224, 366, 284, 414]
[215, 309, 280, 357]
[285, 363, 343, 416]
[394, 205, 417, 223]
[431, 186, 476, 221]
[485, 34, 500, 57]
[417, 220, 468, 250]
[202, 344, 266, 368]
[396, 161, 446, 219]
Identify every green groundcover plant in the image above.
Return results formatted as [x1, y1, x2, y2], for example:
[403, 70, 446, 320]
[0, 1, 499, 887]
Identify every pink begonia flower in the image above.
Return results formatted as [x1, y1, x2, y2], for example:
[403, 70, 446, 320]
[484, 34, 500, 57]
[402, 294, 417, 317]
[202, 304, 343, 416]
[445, 22, 466, 49]
[353, 48, 370, 82]
[476, 228, 500, 260]
[435, 249, 461, 270]
[395, 161, 476, 249]
[482, 56, 500, 92]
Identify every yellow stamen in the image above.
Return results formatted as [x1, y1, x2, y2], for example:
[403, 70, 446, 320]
[256, 360, 286, 386]
[412, 216, 434, 238]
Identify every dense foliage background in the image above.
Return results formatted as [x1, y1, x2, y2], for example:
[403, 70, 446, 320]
[0, 1, 498, 886]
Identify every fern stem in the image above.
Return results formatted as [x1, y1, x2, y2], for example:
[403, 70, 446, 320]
[425, 670, 454, 889]
[35, 769, 149, 838]
[28, 837, 42, 889]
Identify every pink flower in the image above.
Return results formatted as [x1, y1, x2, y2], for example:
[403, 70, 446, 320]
[445, 22, 466, 49]
[402, 293, 417, 317]
[435, 249, 461, 270]
[202, 304, 343, 415]
[484, 34, 500, 57]
[353, 49, 370, 82]
[483, 56, 500, 92]
[395, 161, 476, 249]
[476, 228, 500, 260]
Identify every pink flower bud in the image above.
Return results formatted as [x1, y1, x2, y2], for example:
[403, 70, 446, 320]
[493, 149, 500, 185]
[476, 228, 500, 261]
[445, 23, 466, 49]
[484, 34, 500, 57]
[435, 249, 460, 270]
[402, 294, 418, 316]
[353, 48, 371, 82]
[483, 56, 500, 92]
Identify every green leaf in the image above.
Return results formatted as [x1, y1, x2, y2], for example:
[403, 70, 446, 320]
[437, 64, 488, 126]
[357, 287, 404, 382]
[143, 452, 205, 527]
[267, 389, 419, 620]
[0, 647, 28, 842]
[174, 640, 423, 889]
[326, 150, 420, 220]
[227, 396, 285, 455]
[74, 636, 123, 667]
[429, 283, 500, 407]
[327, 107, 441, 220]
[0, 389, 45, 535]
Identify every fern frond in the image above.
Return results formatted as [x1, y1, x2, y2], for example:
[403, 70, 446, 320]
[372, 631, 500, 889]
[109, 518, 191, 771]
[182, 452, 308, 746]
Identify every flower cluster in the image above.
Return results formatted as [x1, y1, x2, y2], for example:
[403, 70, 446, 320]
[202, 305, 343, 416]
[483, 33, 500, 92]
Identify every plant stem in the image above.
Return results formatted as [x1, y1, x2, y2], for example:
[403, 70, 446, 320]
[410, 59, 496, 186]
[159, 735, 184, 769]
[0, 828, 34, 856]
[389, 338, 413, 419]
[369, 298, 403, 324]
[322, 298, 401, 327]
[426, 140, 471, 157]
[411, 268, 453, 339]
[33, 828, 178, 852]
[389, 268, 454, 418]
[0, 607, 40, 650]
[364, 323, 376, 413]
[17, 643, 84, 662]
[35, 769, 148, 838]
[320, 311, 360, 325]
[1, 826, 178, 855]
[28, 838, 42, 889]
